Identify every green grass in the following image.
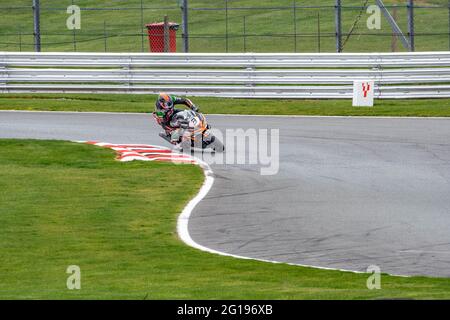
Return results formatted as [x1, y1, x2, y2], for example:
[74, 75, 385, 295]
[1, 139, 450, 299]
[1, 93, 450, 117]
[0, 0, 449, 52]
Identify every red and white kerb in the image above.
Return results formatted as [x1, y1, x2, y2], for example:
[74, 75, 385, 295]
[85, 142, 197, 164]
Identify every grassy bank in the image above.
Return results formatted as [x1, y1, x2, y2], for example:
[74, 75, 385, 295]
[1, 93, 450, 117]
[0, 139, 450, 299]
[0, 0, 448, 53]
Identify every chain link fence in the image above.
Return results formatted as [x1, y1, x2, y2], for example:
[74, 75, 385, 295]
[0, 0, 449, 53]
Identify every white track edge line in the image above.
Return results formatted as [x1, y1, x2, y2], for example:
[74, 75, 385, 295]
[177, 157, 411, 277]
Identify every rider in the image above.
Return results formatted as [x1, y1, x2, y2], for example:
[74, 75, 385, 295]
[153, 93, 199, 145]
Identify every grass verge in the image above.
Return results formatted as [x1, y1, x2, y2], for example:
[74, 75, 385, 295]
[0, 139, 450, 299]
[1, 93, 450, 117]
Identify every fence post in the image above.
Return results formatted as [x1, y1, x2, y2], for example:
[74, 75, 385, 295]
[181, 0, 189, 52]
[164, 15, 169, 53]
[71, 0, 76, 51]
[140, 0, 145, 52]
[72, 30, 77, 51]
[103, 21, 108, 52]
[293, 0, 297, 52]
[335, 0, 342, 53]
[318, 12, 321, 53]
[243, 16, 246, 52]
[407, 0, 415, 51]
[225, 0, 229, 52]
[32, 0, 41, 52]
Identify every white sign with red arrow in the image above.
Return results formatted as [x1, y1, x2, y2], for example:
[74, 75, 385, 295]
[353, 80, 374, 107]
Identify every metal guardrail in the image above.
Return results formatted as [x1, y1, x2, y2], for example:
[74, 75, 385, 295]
[4, 68, 450, 84]
[1, 52, 450, 98]
[3, 52, 450, 67]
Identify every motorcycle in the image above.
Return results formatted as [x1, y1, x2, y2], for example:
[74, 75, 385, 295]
[153, 109, 225, 153]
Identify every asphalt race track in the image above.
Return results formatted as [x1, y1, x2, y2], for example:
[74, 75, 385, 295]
[1, 111, 450, 277]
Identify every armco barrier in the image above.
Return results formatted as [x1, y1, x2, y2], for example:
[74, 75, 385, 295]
[1, 52, 450, 99]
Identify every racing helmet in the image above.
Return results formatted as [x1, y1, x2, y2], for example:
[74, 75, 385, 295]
[155, 93, 174, 119]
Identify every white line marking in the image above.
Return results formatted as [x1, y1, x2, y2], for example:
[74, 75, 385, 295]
[207, 114, 450, 120]
[176, 157, 411, 277]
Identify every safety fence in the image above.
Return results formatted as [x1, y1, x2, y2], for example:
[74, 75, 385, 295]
[1, 52, 450, 98]
[1, 1, 450, 53]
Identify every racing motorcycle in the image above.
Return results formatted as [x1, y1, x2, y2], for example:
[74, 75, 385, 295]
[153, 109, 225, 153]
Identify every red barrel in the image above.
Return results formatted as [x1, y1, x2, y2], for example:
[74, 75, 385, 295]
[145, 22, 179, 53]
